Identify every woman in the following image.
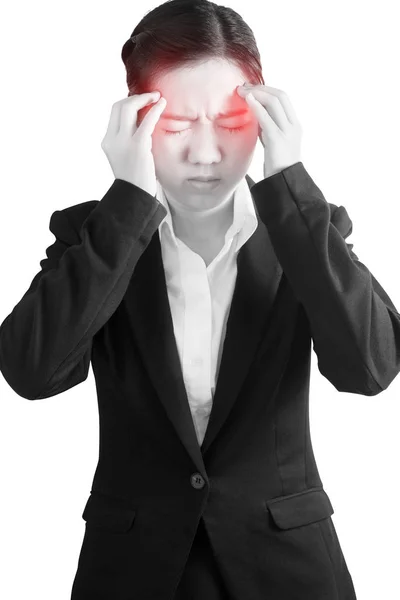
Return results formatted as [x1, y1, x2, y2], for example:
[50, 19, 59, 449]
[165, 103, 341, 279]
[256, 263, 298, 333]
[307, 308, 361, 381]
[2, 1, 399, 599]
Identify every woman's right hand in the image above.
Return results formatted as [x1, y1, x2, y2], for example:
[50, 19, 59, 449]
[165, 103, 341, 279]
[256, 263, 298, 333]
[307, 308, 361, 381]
[100, 91, 167, 197]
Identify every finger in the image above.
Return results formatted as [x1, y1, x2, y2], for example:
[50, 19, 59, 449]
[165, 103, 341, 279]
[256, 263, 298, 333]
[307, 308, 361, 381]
[246, 91, 288, 132]
[245, 93, 281, 134]
[102, 94, 157, 141]
[102, 92, 160, 141]
[255, 86, 300, 126]
[136, 97, 167, 139]
[119, 92, 161, 136]
[102, 102, 122, 142]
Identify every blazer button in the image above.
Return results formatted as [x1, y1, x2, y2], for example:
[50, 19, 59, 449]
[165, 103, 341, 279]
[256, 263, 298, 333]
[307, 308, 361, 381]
[190, 472, 205, 489]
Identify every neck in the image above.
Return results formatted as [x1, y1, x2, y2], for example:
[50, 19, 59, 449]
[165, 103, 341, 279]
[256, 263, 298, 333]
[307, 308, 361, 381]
[165, 192, 235, 243]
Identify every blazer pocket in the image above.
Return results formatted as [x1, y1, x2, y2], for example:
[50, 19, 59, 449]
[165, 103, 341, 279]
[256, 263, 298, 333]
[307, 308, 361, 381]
[82, 490, 136, 533]
[265, 486, 334, 530]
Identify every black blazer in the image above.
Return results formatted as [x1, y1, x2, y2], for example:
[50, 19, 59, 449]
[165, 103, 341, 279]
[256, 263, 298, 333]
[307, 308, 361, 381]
[1, 161, 399, 600]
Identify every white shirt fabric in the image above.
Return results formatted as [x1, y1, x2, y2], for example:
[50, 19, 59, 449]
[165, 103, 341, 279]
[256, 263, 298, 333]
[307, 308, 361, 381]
[155, 177, 258, 446]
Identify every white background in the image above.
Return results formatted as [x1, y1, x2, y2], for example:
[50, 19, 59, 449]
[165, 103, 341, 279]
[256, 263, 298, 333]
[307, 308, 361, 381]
[0, 1, 399, 598]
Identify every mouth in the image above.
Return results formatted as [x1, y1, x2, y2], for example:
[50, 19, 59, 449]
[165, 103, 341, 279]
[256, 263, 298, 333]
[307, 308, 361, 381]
[188, 178, 220, 182]
[187, 178, 221, 189]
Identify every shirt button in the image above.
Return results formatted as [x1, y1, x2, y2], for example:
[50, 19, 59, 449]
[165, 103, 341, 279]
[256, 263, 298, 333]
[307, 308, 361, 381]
[190, 472, 206, 489]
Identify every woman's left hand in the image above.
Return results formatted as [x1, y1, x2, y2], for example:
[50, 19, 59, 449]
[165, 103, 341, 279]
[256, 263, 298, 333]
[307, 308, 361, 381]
[237, 83, 303, 179]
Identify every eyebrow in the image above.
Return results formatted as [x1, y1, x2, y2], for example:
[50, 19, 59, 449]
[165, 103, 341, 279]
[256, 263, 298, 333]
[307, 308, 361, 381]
[160, 108, 249, 121]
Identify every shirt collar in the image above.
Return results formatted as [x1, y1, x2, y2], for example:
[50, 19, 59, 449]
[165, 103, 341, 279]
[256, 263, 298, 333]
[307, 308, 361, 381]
[155, 176, 258, 253]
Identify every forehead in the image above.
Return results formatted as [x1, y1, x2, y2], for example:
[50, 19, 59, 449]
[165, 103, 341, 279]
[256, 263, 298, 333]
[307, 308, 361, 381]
[153, 58, 247, 119]
[155, 58, 245, 86]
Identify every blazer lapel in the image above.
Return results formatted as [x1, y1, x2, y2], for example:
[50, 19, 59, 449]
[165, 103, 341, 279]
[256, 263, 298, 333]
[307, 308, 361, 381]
[124, 175, 285, 471]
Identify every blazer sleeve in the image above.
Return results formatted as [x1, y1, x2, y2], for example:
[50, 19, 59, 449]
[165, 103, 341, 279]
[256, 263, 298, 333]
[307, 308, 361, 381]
[0, 179, 167, 400]
[250, 161, 400, 396]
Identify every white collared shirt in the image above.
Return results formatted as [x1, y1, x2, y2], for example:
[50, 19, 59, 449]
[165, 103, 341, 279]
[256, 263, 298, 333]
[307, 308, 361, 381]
[155, 177, 258, 446]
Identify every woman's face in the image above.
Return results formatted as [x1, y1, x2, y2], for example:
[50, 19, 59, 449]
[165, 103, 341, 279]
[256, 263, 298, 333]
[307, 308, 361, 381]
[142, 58, 260, 212]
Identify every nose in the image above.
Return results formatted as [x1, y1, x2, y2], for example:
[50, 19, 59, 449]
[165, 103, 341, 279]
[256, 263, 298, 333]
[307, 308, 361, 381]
[187, 126, 222, 165]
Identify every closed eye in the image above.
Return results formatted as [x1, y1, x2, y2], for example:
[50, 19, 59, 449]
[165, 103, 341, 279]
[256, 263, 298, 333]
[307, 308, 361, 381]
[163, 125, 248, 136]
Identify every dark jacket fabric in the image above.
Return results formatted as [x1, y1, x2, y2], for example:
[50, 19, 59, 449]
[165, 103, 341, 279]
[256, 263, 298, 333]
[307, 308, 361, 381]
[1, 161, 399, 600]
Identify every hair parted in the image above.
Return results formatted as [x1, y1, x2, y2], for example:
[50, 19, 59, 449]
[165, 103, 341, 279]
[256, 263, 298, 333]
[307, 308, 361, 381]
[121, 0, 264, 97]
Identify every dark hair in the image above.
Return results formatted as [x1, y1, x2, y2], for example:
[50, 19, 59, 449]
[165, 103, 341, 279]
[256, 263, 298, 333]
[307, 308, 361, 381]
[121, 0, 264, 97]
